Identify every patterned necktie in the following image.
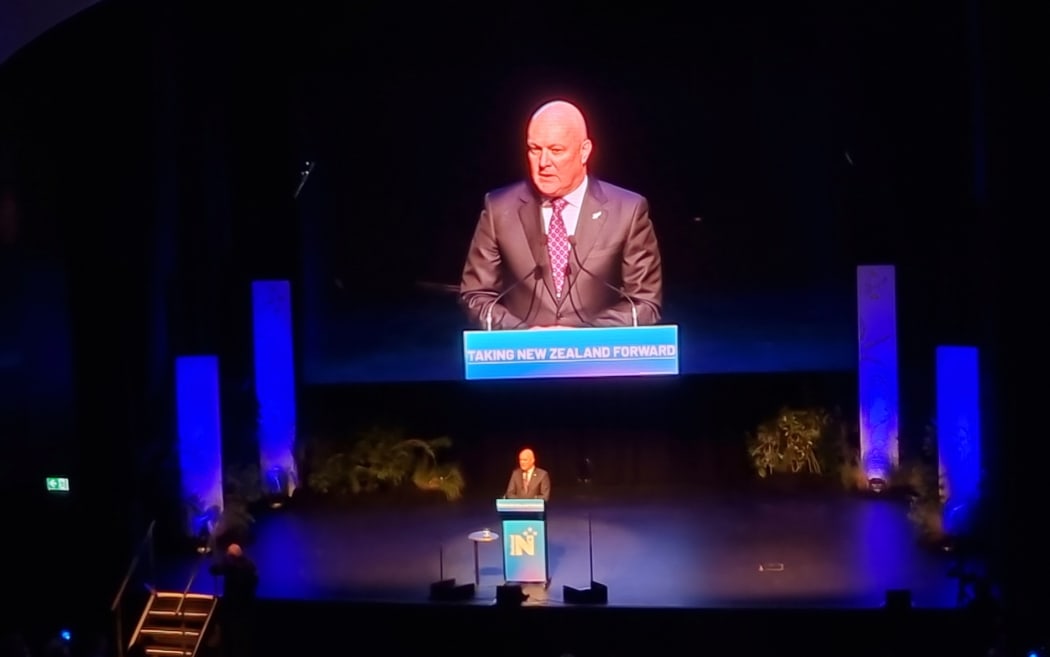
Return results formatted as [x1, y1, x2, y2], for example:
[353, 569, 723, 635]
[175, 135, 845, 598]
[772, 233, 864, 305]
[547, 197, 569, 297]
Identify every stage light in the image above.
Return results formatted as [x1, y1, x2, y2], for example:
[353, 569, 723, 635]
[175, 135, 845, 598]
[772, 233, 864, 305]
[264, 465, 293, 509]
[59, 630, 70, 642]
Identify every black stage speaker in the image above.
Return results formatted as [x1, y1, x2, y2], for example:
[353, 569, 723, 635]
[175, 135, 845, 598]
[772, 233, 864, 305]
[496, 584, 527, 607]
[563, 580, 607, 605]
[429, 578, 475, 601]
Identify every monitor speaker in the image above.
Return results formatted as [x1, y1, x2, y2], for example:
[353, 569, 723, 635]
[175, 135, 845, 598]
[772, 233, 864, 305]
[563, 580, 607, 604]
[429, 578, 475, 601]
[496, 583, 528, 606]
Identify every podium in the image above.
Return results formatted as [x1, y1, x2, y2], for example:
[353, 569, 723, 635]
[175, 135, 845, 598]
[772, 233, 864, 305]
[464, 325, 679, 380]
[496, 498, 549, 584]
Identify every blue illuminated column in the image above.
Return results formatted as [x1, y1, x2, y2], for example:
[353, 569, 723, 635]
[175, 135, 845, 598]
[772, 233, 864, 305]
[252, 280, 298, 495]
[936, 346, 981, 535]
[856, 265, 900, 483]
[176, 355, 224, 536]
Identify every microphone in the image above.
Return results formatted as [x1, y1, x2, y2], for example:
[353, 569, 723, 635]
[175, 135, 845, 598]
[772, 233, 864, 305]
[567, 236, 638, 327]
[484, 264, 543, 330]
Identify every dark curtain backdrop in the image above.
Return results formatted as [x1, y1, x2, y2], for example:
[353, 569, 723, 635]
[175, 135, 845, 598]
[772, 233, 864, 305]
[0, 0, 155, 616]
[0, 0, 296, 614]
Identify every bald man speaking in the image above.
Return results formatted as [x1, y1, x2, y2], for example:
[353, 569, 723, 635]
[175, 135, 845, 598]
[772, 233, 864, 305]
[460, 99, 663, 330]
[505, 448, 550, 501]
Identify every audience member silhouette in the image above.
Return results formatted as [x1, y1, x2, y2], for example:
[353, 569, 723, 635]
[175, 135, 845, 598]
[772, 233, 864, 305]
[209, 543, 259, 657]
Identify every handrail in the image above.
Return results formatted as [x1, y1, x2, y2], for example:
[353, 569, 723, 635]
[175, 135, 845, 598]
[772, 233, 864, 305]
[174, 552, 206, 618]
[173, 552, 208, 656]
[111, 519, 157, 612]
[112, 519, 157, 657]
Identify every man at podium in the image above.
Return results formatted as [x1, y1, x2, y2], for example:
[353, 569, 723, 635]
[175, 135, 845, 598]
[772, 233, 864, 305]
[459, 99, 663, 329]
[504, 448, 550, 501]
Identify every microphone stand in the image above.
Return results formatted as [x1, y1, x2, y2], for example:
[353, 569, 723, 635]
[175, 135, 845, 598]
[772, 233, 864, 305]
[482, 265, 542, 330]
[485, 301, 497, 331]
[562, 261, 594, 328]
[563, 459, 607, 604]
[587, 512, 595, 584]
[567, 237, 638, 327]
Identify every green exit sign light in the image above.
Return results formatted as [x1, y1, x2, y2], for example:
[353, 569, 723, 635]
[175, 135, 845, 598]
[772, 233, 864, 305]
[46, 477, 70, 492]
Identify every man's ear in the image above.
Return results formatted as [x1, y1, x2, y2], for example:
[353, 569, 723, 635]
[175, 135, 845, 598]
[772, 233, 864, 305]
[580, 139, 593, 165]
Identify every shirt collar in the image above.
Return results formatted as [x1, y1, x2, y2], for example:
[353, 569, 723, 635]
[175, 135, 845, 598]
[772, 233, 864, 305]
[544, 175, 588, 208]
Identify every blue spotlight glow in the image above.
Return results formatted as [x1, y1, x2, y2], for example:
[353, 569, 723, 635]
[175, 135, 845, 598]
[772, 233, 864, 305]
[176, 355, 224, 536]
[857, 265, 900, 482]
[252, 281, 298, 495]
[936, 346, 981, 536]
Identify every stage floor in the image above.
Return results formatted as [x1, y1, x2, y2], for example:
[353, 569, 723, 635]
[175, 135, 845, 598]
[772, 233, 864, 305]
[158, 486, 960, 609]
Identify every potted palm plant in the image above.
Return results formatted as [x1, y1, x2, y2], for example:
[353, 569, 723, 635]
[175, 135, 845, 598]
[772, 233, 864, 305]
[747, 406, 835, 492]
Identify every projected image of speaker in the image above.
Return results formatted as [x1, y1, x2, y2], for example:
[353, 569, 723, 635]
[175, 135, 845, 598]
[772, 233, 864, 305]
[562, 513, 608, 605]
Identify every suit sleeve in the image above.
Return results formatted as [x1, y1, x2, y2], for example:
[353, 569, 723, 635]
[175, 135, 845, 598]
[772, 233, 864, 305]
[460, 195, 527, 330]
[589, 198, 663, 326]
[504, 470, 518, 498]
[537, 471, 551, 502]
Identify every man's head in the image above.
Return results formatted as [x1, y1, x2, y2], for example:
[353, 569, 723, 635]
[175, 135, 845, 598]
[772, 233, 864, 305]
[526, 100, 592, 198]
[518, 448, 536, 472]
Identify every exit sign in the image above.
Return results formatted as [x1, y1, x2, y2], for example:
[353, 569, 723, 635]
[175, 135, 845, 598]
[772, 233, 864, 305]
[46, 477, 70, 492]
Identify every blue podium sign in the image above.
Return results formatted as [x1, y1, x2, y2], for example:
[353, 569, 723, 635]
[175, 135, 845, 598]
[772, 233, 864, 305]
[496, 499, 548, 583]
[464, 325, 679, 381]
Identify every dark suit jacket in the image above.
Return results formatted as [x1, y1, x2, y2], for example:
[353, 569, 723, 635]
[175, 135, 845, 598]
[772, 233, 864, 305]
[460, 178, 662, 329]
[505, 467, 550, 501]
[209, 555, 259, 606]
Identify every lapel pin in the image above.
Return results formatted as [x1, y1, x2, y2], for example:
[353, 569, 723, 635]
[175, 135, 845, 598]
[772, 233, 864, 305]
[591, 210, 603, 220]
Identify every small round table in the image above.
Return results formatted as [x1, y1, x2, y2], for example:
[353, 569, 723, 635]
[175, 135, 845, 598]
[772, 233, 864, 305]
[467, 529, 500, 587]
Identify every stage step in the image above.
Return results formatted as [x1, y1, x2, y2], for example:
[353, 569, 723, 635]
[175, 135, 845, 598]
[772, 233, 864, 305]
[130, 590, 217, 657]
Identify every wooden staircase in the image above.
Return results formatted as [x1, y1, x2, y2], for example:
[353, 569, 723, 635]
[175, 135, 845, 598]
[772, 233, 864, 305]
[128, 589, 217, 657]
